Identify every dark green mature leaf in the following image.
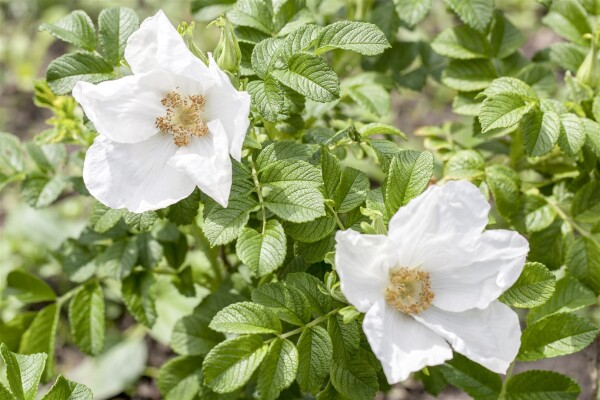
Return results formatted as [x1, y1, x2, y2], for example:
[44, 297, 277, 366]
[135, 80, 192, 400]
[69, 282, 105, 356]
[445, 0, 495, 31]
[442, 59, 497, 91]
[256, 338, 299, 400]
[90, 203, 125, 233]
[542, 0, 592, 46]
[22, 176, 68, 208]
[550, 42, 587, 72]
[41, 375, 93, 400]
[393, 0, 432, 26]
[98, 238, 138, 279]
[333, 167, 369, 213]
[285, 216, 336, 244]
[0, 343, 47, 400]
[203, 197, 257, 246]
[519, 313, 598, 361]
[256, 141, 312, 170]
[166, 190, 200, 226]
[46, 51, 114, 95]
[385, 150, 434, 216]
[261, 159, 322, 188]
[297, 325, 333, 395]
[121, 271, 157, 327]
[479, 93, 535, 132]
[98, 7, 139, 65]
[203, 335, 268, 393]
[264, 184, 325, 223]
[40, 10, 96, 51]
[330, 358, 378, 400]
[485, 164, 520, 220]
[6, 269, 56, 304]
[572, 181, 600, 223]
[157, 356, 203, 400]
[313, 21, 389, 56]
[528, 276, 597, 323]
[210, 302, 282, 334]
[490, 11, 526, 59]
[500, 262, 555, 308]
[558, 113, 586, 155]
[272, 53, 340, 102]
[566, 236, 600, 293]
[438, 353, 501, 400]
[236, 220, 287, 276]
[19, 304, 60, 380]
[521, 110, 560, 156]
[124, 210, 157, 231]
[251, 38, 283, 79]
[171, 314, 225, 357]
[227, 0, 274, 34]
[320, 147, 341, 199]
[432, 26, 490, 59]
[328, 315, 360, 359]
[285, 273, 332, 315]
[295, 234, 335, 264]
[252, 282, 311, 325]
[247, 78, 288, 122]
[505, 370, 580, 400]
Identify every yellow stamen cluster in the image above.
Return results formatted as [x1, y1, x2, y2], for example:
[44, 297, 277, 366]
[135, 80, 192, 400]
[384, 267, 434, 315]
[155, 90, 208, 147]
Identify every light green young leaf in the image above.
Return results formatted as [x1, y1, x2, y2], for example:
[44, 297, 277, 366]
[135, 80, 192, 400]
[392, 0, 432, 27]
[432, 25, 490, 60]
[333, 167, 369, 213]
[515, 195, 557, 233]
[385, 150, 434, 216]
[542, 0, 592, 46]
[505, 370, 580, 400]
[297, 325, 333, 395]
[445, 0, 495, 31]
[22, 176, 68, 208]
[203, 335, 268, 393]
[520, 110, 560, 156]
[42, 375, 93, 400]
[500, 262, 555, 308]
[272, 53, 340, 102]
[280, 24, 323, 60]
[256, 141, 312, 170]
[479, 93, 535, 132]
[566, 236, 600, 293]
[247, 78, 288, 122]
[210, 302, 282, 335]
[121, 271, 157, 327]
[68, 281, 105, 356]
[157, 356, 202, 400]
[251, 38, 284, 79]
[442, 59, 497, 91]
[343, 81, 390, 116]
[39, 10, 96, 51]
[203, 197, 257, 246]
[264, 184, 325, 223]
[227, 0, 274, 34]
[0, 132, 24, 175]
[571, 181, 600, 223]
[558, 113, 586, 155]
[485, 164, 520, 220]
[550, 42, 587, 72]
[19, 304, 60, 381]
[260, 159, 322, 188]
[313, 21, 389, 56]
[236, 220, 287, 277]
[256, 338, 299, 400]
[330, 358, 378, 400]
[98, 7, 139, 65]
[251, 282, 311, 326]
[528, 276, 597, 323]
[46, 51, 114, 95]
[358, 123, 406, 139]
[519, 312, 598, 361]
[444, 150, 485, 180]
[0, 343, 47, 400]
[482, 77, 537, 99]
[6, 269, 56, 304]
[438, 353, 501, 400]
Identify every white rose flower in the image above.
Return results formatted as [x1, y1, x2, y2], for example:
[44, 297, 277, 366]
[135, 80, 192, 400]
[72, 10, 250, 212]
[335, 180, 529, 384]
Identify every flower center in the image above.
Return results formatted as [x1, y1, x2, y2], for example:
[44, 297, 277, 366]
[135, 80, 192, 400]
[384, 267, 434, 315]
[155, 90, 209, 147]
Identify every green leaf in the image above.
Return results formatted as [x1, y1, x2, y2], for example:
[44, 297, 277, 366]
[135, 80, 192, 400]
[432, 26, 490, 59]
[528, 221, 568, 269]
[46, 51, 114, 95]
[247, 78, 288, 122]
[313, 21, 389, 56]
[251, 38, 283, 79]
[202, 335, 268, 393]
[256, 338, 299, 400]
[157, 356, 203, 400]
[515, 195, 557, 233]
[572, 181, 600, 223]
[479, 93, 536, 132]
[203, 197, 256, 246]
[285, 272, 332, 316]
[251, 282, 311, 326]
[256, 141, 312, 170]
[490, 11, 526, 59]
[0, 343, 47, 400]
[285, 216, 336, 244]
[505, 370, 580, 400]
[483, 77, 537, 99]
[98, 7, 139, 65]
[566, 236, 600, 293]
[321, 147, 341, 199]
[520, 110, 560, 156]
[333, 167, 369, 213]
[558, 113, 586, 155]
[19, 304, 60, 380]
[124, 210, 158, 231]
[22, 176, 68, 208]
[328, 315, 360, 359]
[542, 0, 592, 46]
[166, 190, 200, 226]
[41, 375, 93, 400]
[444, 150, 485, 180]
[272, 52, 340, 102]
[358, 123, 406, 139]
[210, 302, 282, 334]
[68, 282, 105, 356]
[445, 0, 494, 31]
[260, 159, 322, 188]
[90, 203, 125, 233]
[519, 312, 598, 361]
[330, 358, 378, 400]
[264, 184, 325, 223]
[500, 262, 555, 308]
[236, 220, 287, 276]
[528, 276, 597, 323]
[485, 164, 520, 220]
[6, 269, 56, 304]
[385, 150, 434, 216]
[343, 81, 390, 116]
[296, 325, 333, 395]
[295, 235, 335, 264]
[393, 0, 432, 26]
[121, 271, 157, 327]
[0, 132, 24, 175]
[39, 10, 96, 51]
[227, 0, 274, 34]
[98, 238, 138, 279]
[438, 353, 501, 400]
[550, 42, 587, 72]
[442, 59, 497, 91]
[171, 314, 225, 356]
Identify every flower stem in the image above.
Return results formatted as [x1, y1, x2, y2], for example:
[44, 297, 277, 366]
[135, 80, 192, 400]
[327, 203, 345, 230]
[267, 308, 341, 343]
[545, 198, 593, 240]
[250, 157, 267, 234]
[499, 359, 516, 399]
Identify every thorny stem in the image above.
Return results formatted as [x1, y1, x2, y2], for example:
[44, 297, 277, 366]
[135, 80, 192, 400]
[267, 309, 341, 343]
[327, 203, 345, 230]
[499, 359, 516, 399]
[191, 221, 222, 289]
[250, 157, 267, 234]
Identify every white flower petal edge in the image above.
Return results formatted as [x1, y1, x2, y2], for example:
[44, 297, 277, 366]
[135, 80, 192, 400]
[83, 135, 195, 213]
[334, 229, 390, 313]
[363, 300, 452, 383]
[414, 302, 521, 374]
[168, 120, 232, 208]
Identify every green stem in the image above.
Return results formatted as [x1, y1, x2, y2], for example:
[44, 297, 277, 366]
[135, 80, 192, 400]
[327, 203, 345, 230]
[191, 222, 222, 289]
[56, 285, 84, 306]
[267, 309, 341, 343]
[499, 359, 516, 399]
[250, 157, 267, 234]
[545, 198, 593, 240]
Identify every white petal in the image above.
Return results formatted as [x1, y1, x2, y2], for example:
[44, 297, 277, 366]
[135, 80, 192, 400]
[334, 230, 391, 313]
[125, 10, 211, 82]
[363, 301, 452, 384]
[428, 229, 528, 312]
[73, 70, 175, 144]
[415, 302, 521, 374]
[83, 135, 195, 213]
[168, 120, 232, 207]
[203, 55, 250, 161]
